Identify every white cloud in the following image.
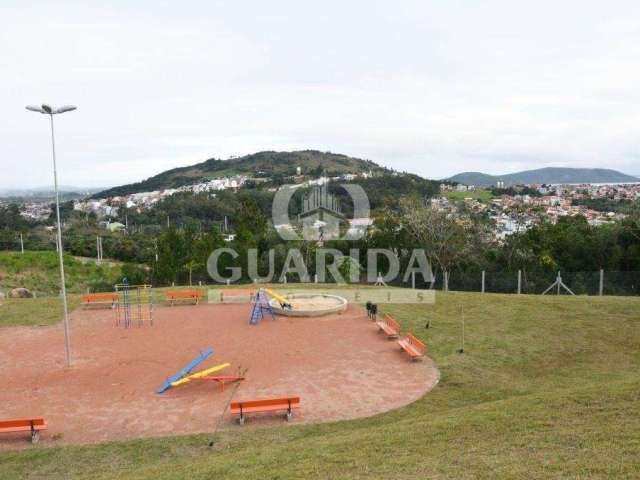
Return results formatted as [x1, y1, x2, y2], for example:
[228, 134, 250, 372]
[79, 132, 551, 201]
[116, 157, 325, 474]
[1, 0, 640, 190]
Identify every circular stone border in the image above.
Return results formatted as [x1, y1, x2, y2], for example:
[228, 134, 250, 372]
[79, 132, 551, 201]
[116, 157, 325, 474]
[269, 293, 348, 317]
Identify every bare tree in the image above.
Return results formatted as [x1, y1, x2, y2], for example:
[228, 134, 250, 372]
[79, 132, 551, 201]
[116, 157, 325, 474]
[399, 197, 473, 291]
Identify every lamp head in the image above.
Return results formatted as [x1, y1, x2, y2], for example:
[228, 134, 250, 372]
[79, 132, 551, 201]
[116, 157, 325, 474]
[26, 104, 77, 115]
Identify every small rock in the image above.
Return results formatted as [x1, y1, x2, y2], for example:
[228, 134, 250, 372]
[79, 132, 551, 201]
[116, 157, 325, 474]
[10, 288, 33, 298]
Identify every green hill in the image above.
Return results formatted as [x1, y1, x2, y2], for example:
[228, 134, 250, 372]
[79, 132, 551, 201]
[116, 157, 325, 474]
[0, 251, 134, 297]
[1, 291, 638, 478]
[94, 150, 392, 198]
[448, 167, 639, 186]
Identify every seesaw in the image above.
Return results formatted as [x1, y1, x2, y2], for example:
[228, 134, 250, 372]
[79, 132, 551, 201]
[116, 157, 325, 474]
[156, 348, 214, 394]
[193, 375, 245, 391]
[170, 363, 231, 387]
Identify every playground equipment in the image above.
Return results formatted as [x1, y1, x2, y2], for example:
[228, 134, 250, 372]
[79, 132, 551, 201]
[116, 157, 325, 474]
[264, 288, 292, 309]
[115, 279, 153, 328]
[269, 292, 348, 317]
[249, 289, 276, 325]
[172, 365, 246, 392]
[156, 348, 214, 394]
[170, 363, 231, 387]
[196, 374, 245, 392]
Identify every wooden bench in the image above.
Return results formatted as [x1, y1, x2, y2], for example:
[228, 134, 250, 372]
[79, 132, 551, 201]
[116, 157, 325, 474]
[398, 334, 427, 360]
[376, 313, 400, 338]
[230, 396, 300, 425]
[81, 293, 119, 309]
[165, 290, 203, 306]
[0, 418, 47, 444]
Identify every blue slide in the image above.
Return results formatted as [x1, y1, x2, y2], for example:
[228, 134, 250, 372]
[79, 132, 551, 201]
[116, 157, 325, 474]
[156, 348, 214, 394]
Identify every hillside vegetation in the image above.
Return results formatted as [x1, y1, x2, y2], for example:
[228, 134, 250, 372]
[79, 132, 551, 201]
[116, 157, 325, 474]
[94, 150, 394, 198]
[1, 292, 638, 479]
[447, 167, 639, 186]
[0, 251, 133, 297]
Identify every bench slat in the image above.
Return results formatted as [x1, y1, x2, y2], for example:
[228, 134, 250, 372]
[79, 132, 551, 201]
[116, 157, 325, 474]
[166, 290, 203, 305]
[231, 397, 300, 409]
[0, 418, 47, 432]
[398, 334, 426, 359]
[230, 403, 300, 415]
[230, 396, 300, 423]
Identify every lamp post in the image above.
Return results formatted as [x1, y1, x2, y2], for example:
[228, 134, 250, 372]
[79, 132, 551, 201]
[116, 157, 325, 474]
[26, 103, 77, 366]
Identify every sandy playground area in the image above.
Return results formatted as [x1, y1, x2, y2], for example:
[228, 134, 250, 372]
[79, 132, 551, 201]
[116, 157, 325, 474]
[0, 302, 438, 446]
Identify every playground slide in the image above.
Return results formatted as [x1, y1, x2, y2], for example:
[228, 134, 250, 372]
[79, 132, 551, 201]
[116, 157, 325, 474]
[170, 363, 231, 387]
[265, 288, 292, 309]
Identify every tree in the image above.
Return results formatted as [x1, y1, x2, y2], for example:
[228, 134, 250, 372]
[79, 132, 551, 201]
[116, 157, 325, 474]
[399, 197, 475, 291]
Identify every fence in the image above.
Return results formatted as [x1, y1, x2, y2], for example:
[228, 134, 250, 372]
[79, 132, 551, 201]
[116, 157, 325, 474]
[411, 270, 640, 296]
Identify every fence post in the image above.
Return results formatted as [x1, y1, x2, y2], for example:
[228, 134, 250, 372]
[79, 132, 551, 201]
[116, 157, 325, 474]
[599, 269, 604, 296]
[517, 270, 522, 294]
[443, 271, 449, 292]
[411, 271, 415, 289]
[481, 270, 485, 293]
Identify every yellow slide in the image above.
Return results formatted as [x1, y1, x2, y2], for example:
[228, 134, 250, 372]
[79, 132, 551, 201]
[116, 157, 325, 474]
[170, 363, 230, 387]
[264, 288, 292, 309]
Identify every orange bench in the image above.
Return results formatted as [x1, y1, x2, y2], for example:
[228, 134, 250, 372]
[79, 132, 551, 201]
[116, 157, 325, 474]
[0, 418, 47, 444]
[81, 293, 119, 309]
[165, 290, 203, 306]
[376, 313, 400, 338]
[398, 334, 426, 360]
[230, 396, 300, 425]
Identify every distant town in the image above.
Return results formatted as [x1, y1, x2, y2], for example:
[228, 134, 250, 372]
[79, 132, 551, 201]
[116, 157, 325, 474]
[3, 171, 639, 241]
[438, 181, 640, 240]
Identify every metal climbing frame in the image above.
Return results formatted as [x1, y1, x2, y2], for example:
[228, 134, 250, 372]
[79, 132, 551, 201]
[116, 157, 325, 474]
[115, 282, 154, 328]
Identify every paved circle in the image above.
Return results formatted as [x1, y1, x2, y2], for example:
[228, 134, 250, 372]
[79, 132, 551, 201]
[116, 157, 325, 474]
[0, 303, 438, 446]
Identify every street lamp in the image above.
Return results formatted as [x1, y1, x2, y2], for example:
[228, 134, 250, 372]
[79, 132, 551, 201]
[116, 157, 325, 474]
[26, 103, 77, 367]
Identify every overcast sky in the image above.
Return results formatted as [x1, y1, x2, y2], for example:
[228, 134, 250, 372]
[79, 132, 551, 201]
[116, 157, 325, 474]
[1, 0, 639, 189]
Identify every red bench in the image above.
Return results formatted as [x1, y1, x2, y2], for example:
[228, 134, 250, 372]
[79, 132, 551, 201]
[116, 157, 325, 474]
[0, 418, 47, 444]
[165, 290, 203, 306]
[398, 334, 427, 360]
[81, 293, 119, 309]
[230, 396, 300, 425]
[376, 313, 400, 338]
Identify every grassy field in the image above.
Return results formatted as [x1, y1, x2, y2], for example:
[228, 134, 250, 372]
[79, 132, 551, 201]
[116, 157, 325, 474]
[444, 189, 494, 202]
[0, 251, 128, 297]
[1, 292, 639, 479]
[0, 295, 81, 327]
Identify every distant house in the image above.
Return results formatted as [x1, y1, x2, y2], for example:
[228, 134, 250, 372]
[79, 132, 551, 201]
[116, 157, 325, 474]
[107, 222, 126, 233]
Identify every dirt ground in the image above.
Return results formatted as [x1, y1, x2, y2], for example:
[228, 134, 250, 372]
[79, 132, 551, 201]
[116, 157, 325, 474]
[0, 303, 438, 446]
